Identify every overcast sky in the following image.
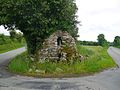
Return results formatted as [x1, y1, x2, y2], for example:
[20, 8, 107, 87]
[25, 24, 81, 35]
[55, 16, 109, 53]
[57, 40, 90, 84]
[76, 0, 120, 42]
[0, 0, 120, 42]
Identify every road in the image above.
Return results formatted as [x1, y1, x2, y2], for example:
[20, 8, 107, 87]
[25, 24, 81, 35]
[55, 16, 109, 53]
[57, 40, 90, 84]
[0, 47, 26, 78]
[0, 47, 120, 90]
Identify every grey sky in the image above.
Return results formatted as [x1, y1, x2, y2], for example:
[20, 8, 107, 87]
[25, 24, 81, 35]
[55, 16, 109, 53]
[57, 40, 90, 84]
[0, 0, 120, 42]
[76, 0, 120, 42]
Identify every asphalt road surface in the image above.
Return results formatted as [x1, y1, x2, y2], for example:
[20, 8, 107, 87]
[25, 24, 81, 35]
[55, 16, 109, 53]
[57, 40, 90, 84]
[0, 47, 120, 90]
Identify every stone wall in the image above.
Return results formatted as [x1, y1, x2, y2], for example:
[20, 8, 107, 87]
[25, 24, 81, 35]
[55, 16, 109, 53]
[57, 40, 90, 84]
[38, 31, 78, 62]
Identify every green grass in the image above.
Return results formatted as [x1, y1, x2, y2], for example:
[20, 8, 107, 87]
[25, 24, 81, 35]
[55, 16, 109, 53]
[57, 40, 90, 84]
[8, 52, 29, 73]
[0, 42, 25, 54]
[8, 45, 117, 77]
[115, 46, 120, 48]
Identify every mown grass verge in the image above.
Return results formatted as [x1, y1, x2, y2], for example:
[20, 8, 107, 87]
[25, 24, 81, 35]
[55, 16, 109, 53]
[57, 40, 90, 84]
[8, 45, 117, 77]
[0, 42, 25, 54]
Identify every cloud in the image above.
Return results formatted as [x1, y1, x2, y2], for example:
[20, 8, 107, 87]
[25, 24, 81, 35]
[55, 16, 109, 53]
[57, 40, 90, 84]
[76, 0, 120, 42]
[0, 26, 9, 35]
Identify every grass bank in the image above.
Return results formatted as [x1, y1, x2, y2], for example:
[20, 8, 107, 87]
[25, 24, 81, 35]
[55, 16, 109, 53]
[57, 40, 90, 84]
[8, 45, 117, 77]
[0, 42, 25, 54]
[115, 46, 120, 49]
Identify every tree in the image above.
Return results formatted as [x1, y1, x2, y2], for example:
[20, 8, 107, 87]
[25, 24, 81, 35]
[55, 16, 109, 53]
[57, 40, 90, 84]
[97, 34, 108, 47]
[0, 0, 78, 58]
[0, 34, 6, 45]
[113, 36, 120, 47]
[9, 30, 17, 41]
[16, 32, 23, 43]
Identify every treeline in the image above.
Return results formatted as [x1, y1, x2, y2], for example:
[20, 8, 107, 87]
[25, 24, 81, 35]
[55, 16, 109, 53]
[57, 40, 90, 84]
[78, 34, 120, 48]
[0, 31, 25, 53]
[113, 36, 120, 48]
[78, 41, 99, 46]
[0, 30, 24, 45]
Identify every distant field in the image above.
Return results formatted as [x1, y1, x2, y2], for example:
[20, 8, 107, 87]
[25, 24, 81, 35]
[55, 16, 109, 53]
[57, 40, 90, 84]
[0, 35, 25, 54]
[8, 45, 117, 77]
[0, 42, 25, 54]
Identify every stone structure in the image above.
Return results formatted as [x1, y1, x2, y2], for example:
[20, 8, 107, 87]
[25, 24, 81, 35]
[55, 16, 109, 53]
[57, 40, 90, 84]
[38, 31, 78, 62]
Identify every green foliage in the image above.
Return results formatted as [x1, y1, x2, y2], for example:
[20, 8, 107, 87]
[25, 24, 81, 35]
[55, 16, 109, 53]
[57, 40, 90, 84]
[8, 52, 29, 73]
[0, 34, 6, 45]
[113, 36, 120, 47]
[16, 32, 23, 43]
[76, 45, 95, 56]
[9, 45, 116, 77]
[0, 42, 25, 54]
[0, 0, 78, 56]
[9, 30, 17, 41]
[78, 41, 99, 46]
[9, 30, 23, 42]
[0, 34, 25, 53]
[97, 34, 108, 47]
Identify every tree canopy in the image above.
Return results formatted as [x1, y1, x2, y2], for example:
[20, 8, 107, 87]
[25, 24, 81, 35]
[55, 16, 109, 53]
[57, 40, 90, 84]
[97, 34, 108, 47]
[0, 0, 78, 56]
[0, 34, 6, 45]
[9, 30, 17, 40]
[113, 36, 120, 47]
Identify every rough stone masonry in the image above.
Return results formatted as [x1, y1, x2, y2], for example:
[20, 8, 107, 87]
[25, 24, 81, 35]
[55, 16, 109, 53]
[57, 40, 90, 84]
[38, 31, 78, 62]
